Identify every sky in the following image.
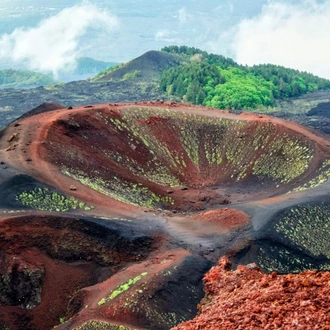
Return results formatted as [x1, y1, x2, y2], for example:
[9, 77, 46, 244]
[0, 0, 329, 79]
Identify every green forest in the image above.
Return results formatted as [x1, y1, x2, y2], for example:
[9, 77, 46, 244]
[160, 46, 330, 110]
[0, 69, 57, 89]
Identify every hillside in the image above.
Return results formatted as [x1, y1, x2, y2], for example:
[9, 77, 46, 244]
[0, 69, 57, 89]
[93, 50, 186, 82]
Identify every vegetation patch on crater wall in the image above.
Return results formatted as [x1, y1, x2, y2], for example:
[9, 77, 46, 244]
[273, 203, 330, 259]
[16, 188, 94, 212]
[98, 272, 148, 306]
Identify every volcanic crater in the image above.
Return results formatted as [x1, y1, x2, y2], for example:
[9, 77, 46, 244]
[42, 103, 321, 210]
[1, 102, 330, 329]
[0, 215, 157, 329]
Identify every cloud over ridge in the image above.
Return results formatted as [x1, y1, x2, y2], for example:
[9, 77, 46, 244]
[231, 0, 330, 79]
[0, 3, 118, 76]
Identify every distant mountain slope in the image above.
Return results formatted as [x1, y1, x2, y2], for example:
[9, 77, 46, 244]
[0, 69, 57, 89]
[74, 57, 117, 75]
[57, 57, 118, 82]
[93, 50, 186, 82]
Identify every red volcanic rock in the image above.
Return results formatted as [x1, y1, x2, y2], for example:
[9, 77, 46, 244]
[172, 257, 330, 330]
[191, 209, 249, 231]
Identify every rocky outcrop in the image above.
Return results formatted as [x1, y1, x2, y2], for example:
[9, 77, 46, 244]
[0, 253, 45, 309]
[172, 257, 330, 329]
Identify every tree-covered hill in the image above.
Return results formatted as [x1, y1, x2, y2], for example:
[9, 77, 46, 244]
[0, 69, 57, 89]
[160, 46, 330, 110]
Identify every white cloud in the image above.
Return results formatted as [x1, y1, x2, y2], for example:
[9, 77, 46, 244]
[155, 29, 183, 43]
[0, 3, 118, 76]
[215, 2, 234, 14]
[231, 0, 330, 79]
[178, 7, 192, 23]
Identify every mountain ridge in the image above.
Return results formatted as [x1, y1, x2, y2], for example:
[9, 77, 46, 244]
[1, 47, 330, 135]
[93, 50, 186, 82]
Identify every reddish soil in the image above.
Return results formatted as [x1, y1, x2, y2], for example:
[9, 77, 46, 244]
[172, 257, 330, 330]
[188, 209, 250, 232]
